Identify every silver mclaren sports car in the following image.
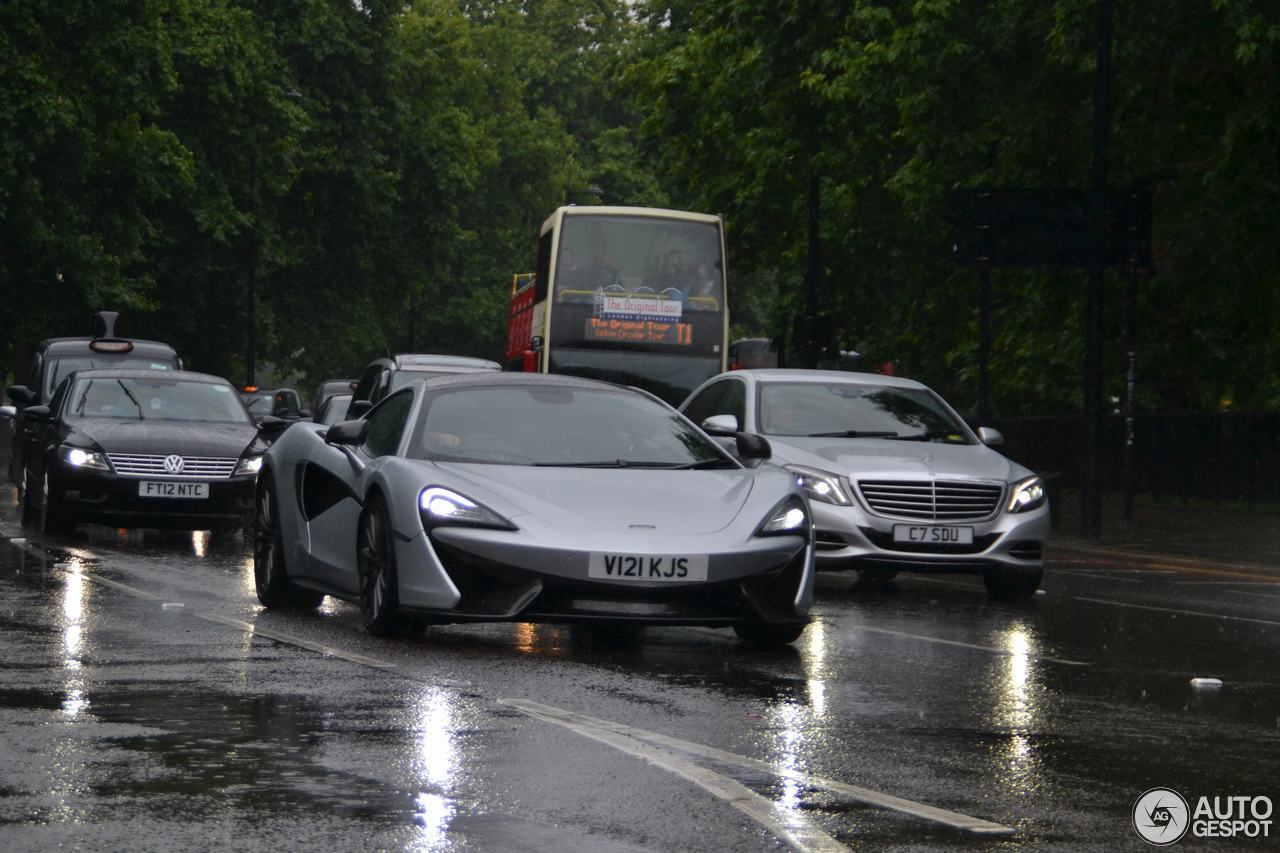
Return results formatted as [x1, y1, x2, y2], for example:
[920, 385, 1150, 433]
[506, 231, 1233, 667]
[254, 373, 814, 644]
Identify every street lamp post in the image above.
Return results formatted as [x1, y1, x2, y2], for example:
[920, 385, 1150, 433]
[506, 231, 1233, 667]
[246, 151, 258, 389]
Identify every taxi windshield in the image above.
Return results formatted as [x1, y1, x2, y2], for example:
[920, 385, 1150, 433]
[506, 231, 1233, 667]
[47, 357, 172, 398]
[68, 377, 250, 424]
[410, 385, 730, 467]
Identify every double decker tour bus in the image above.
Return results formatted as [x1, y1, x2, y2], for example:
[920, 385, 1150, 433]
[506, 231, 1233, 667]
[505, 206, 729, 405]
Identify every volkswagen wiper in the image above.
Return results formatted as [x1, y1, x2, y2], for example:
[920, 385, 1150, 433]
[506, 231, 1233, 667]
[806, 430, 899, 438]
[116, 380, 146, 420]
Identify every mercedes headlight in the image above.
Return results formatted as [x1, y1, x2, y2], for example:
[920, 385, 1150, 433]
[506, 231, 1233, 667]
[63, 447, 111, 472]
[419, 487, 516, 531]
[1007, 477, 1046, 513]
[785, 464, 852, 506]
[756, 495, 810, 537]
[234, 455, 264, 476]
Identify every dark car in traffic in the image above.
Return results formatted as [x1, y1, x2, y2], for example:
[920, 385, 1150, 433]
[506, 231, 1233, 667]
[18, 369, 266, 534]
[345, 353, 500, 418]
[240, 387, 307, 423]
[7, 311, 182, 486]
[314, 393, 353, 427]
[310, 379, 355, 417]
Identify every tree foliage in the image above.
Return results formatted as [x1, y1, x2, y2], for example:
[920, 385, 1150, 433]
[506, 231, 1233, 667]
[1, 0, 1276, 416]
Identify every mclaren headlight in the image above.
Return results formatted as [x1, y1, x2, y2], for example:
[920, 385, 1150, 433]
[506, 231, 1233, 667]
[1007, 477, 1047, 513]
[419, 487, 516, 531]
[63, 446, 111, 472]
[785, 464, 852, 506]
[756, 495, 810, 537]
[234, 455, 264, 476]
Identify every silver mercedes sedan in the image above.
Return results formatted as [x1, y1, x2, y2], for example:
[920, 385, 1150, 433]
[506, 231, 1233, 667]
[255, 372, 814, 644]
[680, 369, 1048, 598]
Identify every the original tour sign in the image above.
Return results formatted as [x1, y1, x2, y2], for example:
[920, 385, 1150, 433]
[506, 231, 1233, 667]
[586, 289, 692, 346]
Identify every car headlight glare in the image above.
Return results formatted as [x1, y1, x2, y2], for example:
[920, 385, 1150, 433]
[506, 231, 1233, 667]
[64, 447, 111, 471]
[1007, 477, 1047, 513]
[234, 455, 264, 476]
[419, 487, 515, 531]
[785, 464, 852, 506]
[757, 495, 810, 537]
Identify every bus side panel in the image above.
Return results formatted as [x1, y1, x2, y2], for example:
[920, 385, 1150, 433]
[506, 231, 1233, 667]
[505, 273, 537, 368]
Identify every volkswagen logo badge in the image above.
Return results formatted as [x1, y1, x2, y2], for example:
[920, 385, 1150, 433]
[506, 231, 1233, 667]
[163, 454, 186, 474]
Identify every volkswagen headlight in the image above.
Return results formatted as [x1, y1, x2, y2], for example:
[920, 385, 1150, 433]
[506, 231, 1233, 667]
[419, 487, 516, 531]
[63, 447, 111, 472]
[234, 455, 264, 476]
[756, 495, 810, 537]
[1007, 477, 1046, 513]
[785, 464, 852, 506]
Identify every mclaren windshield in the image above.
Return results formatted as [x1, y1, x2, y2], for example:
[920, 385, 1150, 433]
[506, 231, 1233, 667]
[412, 385, 733, 468]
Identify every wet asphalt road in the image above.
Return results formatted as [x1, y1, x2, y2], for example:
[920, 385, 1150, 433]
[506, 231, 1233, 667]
[1, 492, 1278, 851]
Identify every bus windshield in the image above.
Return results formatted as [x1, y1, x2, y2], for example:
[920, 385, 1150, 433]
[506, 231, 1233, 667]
[553, 215, 723, 311]
[544, 213, 727, 405]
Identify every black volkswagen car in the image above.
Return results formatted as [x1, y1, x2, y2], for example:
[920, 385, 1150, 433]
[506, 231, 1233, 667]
[7, 311, 182, 485]
[18, 369, 266, 534]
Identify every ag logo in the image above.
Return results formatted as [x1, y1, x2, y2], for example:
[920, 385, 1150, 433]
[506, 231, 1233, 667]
[163, 455, 186, 474]
[1134, 788, 1190, 845]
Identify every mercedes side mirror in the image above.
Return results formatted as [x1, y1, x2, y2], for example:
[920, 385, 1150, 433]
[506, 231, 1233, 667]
[0, 405, 14, 419]
[325, 419, 369, 446]
[348, 399, 373, 418]
[701, 414, 739, 436]
[24, 405, 53, 422]
[977, 427, 1004, 446]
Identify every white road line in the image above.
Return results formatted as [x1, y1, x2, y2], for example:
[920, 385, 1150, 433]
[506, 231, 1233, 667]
[1074, 596, 1280, 628]
[1051, 569, 1143, 584]
[1167, 580, 1280, 587]
[1052, 543, 1280, 575]
[501, 698, 1015, 838]
[901, 576, 982, 590]
[90, 574, 163, 600]
[1229, 589, 1280, 601]
[193, 612, 412, 673]
[847, 625, 1089, 667]
[502, 698, 849, 852]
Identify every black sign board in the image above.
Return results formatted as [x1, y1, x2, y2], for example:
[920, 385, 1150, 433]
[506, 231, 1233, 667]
[952, 187, 1151, 271]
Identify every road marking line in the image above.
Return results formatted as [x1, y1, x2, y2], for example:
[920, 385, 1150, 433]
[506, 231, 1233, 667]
[502, 698, 849, 852]
[1167, 580, 1280, 586]
[1230, 589, 1280, 600]
[192, 612, 406, 671]
[501, 698, 1015, 838]
[847, 625, 1089, 666]
[1073, 596, 1280, 628]
[1051, 544, 1280, 580]
[90, 574, 162, 600]
[1051, 569, 1143, 583]
[901, 576, 982, 590]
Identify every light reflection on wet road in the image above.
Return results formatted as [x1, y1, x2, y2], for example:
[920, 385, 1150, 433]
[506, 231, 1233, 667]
[1, 502, 1279, 850]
